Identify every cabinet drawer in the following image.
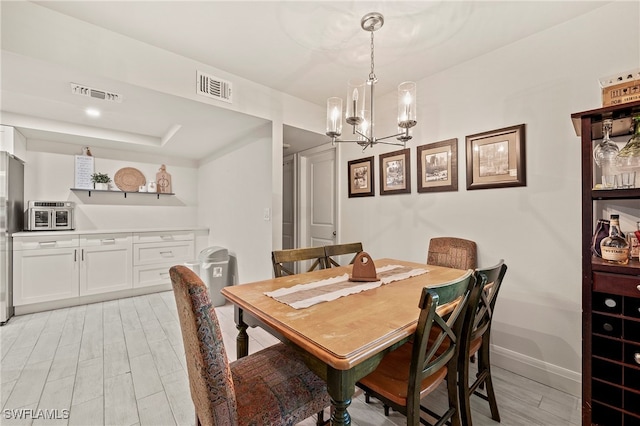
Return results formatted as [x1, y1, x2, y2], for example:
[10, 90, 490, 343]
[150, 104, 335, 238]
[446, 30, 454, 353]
[80, 233, 131, 247]
[133, 241, 194, 265]
[13, 235, 79, 250]
[133, 231, 194, 244]
[133, 264, 173, 288]
[593, 272, 640, 298]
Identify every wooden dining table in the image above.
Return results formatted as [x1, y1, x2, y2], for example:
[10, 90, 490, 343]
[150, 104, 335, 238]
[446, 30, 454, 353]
[221, 258, 467, 426]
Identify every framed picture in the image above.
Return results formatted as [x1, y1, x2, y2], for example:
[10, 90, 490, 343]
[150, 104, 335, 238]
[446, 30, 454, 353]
[380, 148, 411, 195]
[466, 124, 526, 190]
[417, 138, 458, 193]
[348, 156, 374, 197]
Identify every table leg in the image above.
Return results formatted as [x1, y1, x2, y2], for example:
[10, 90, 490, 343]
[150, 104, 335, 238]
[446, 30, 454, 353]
[327, 367, 353, 425]
[234, 307, 249, 359]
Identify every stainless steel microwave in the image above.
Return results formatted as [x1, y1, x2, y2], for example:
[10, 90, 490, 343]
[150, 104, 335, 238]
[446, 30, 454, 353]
[25, 201, 75, 231]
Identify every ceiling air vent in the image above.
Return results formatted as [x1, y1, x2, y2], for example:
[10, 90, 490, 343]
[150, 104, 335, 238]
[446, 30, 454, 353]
[197, 71, 232, 103]
[70, 83, 122, 102]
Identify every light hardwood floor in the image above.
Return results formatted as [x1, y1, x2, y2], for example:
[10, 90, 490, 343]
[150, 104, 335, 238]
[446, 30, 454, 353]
[1, 291, 581, 425]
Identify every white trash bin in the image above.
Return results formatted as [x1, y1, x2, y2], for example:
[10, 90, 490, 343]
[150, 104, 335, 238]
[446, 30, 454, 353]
[198, 246, 230, 306]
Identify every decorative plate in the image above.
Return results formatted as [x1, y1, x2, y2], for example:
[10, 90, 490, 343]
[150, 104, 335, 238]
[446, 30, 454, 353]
[114, 167, 146, 192]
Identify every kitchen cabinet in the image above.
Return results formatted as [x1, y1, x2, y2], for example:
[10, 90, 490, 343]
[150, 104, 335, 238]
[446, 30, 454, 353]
[132, 230, 194, 288]
[79, 233, 132, 296]
[13, 235, 80, 305]
[13, 233, 133, 304]
[571, 100, 640, 425]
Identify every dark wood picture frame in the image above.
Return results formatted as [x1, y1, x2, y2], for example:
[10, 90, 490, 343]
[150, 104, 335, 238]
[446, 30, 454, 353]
[348, 156, 375, 198]
[379, 148, 411, 195]
[417, 138, 458, 193]
[466, 123, 526, 190]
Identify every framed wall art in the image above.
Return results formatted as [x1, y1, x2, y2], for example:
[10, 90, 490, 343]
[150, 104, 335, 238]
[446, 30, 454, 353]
[348, 156, 374, 197]
[417, 138, 458, 193]
[465, 123, 526, 190]
[379, 148, 411, 195]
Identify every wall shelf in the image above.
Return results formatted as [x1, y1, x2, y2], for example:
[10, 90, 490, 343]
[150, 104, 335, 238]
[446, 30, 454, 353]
[70, 188, 174, 199]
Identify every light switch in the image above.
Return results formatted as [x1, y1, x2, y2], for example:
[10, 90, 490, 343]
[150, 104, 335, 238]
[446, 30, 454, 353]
[263, 208, 270, 221]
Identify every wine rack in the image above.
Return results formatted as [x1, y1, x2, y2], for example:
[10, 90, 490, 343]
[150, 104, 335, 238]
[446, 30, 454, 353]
[572, 100, 640, 426]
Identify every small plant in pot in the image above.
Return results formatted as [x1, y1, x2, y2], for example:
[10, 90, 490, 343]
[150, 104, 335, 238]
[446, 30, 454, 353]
[91, 172, 111, 190]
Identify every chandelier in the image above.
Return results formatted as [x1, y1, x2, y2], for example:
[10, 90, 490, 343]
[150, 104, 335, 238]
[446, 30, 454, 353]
[325, 12, 417, 151]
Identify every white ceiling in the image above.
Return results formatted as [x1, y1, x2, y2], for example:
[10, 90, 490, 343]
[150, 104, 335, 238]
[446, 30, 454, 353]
[2, 1, 609, 160]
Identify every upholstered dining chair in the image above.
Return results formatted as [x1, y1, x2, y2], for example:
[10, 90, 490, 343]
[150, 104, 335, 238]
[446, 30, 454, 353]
[324, 242, 363, 267]
[169, 265, 330, 426]
[427, 237, 477, 270]
[458, 260, 508, 426]
[356, 269, 485, 426]
[271, 246, 327, 277]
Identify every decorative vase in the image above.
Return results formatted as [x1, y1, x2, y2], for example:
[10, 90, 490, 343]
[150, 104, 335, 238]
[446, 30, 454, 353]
[94, 182, 109, 190]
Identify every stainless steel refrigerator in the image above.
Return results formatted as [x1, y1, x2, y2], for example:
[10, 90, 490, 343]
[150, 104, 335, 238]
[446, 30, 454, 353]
[1, 151, 24, 325]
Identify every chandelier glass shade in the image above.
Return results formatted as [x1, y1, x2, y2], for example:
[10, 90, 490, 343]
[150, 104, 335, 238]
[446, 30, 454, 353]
[325, 12, 417, 150]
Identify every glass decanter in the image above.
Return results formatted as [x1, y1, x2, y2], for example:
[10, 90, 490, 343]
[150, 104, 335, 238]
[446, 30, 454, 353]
[593, 119, 619, 167]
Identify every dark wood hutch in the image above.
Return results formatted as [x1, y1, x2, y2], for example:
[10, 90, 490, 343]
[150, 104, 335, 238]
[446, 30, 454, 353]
[571, 99, 640, 425]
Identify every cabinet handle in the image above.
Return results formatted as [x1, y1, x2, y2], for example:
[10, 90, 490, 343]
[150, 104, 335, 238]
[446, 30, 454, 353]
[161, 235, 173, 241]
[160, 251, 174, 257]
[635, 353, 640, 365]
[39, 241, 57, 247]
[101, 239, 116, 244]
[82, 249, 84, 261]
[74, 249, 77, 262]
[637, 284, 640, 292]
[159, 272, 170, 277]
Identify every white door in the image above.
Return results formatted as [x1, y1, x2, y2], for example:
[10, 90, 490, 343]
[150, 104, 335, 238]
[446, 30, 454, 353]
[79, 234, 132, 296]
[298, 145, 337, 251]
[282, 154, 296, 251]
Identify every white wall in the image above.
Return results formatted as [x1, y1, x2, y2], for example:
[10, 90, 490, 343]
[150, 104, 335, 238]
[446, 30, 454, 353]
[197, 124, 274, 283]
[337, 1, 640, 395]
[24, 140, 199, 230]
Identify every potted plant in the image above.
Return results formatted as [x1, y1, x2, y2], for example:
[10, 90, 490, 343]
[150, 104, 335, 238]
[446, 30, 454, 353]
[91, 172, 111, 190]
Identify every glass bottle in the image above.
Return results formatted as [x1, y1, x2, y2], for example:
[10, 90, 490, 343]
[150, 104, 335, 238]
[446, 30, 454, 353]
[601, 214, 630, 265]
[627, 221, 640, 260]
[593, 119, 619, 188]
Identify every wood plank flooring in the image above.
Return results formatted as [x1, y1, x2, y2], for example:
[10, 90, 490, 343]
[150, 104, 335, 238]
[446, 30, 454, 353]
[1, 291, 581, 425]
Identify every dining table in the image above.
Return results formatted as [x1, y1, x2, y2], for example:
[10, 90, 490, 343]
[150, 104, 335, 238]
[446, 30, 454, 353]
[220, 257, 467, 426]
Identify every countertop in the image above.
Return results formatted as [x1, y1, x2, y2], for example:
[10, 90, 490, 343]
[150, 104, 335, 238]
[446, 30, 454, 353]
[12, 226, 209, 238]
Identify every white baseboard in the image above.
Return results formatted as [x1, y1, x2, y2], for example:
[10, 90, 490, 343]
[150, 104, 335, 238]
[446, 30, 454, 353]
[491, 344, 581, 397]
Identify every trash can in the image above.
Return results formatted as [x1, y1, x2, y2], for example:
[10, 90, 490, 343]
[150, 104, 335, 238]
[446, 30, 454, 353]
[198, 246, 230, 306]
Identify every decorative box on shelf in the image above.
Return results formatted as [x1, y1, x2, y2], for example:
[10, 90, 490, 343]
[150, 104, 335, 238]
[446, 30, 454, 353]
[600, 69, 640, 107]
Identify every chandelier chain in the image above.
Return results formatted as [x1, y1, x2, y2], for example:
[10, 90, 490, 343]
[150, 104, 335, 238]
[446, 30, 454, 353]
[369, 30, 376, 82]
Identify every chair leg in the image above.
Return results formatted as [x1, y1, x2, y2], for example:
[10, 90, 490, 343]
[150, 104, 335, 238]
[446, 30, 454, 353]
[478, 342, 500, 422]
[195, 412, 201, 426]
[459, 356, 474, 426]
[316, 409, 325, 426]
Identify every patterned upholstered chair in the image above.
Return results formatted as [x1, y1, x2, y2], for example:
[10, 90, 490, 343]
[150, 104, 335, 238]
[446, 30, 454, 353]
[271, 246, 327, 277]
[459, 260, 508, 426]
[169, 265, 330, 426]
[324, 242, 363, 267]
[427, 237, 477, 270]
[357, 270, 485, 426]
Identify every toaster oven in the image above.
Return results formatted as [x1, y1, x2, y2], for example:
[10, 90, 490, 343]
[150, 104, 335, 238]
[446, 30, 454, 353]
[25, 201, 75, 231]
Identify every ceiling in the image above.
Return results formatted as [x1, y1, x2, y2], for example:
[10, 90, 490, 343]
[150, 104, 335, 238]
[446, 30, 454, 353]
[1, 1, 609, 160]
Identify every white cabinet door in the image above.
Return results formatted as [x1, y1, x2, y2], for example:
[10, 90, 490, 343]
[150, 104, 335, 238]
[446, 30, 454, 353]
[13, 247, 79, 305]
[79, 234, 132, 296]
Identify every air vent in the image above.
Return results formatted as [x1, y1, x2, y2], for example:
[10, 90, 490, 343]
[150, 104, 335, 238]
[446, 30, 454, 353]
[196, 71, 232, 103]
[71, 83, 122, 102]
